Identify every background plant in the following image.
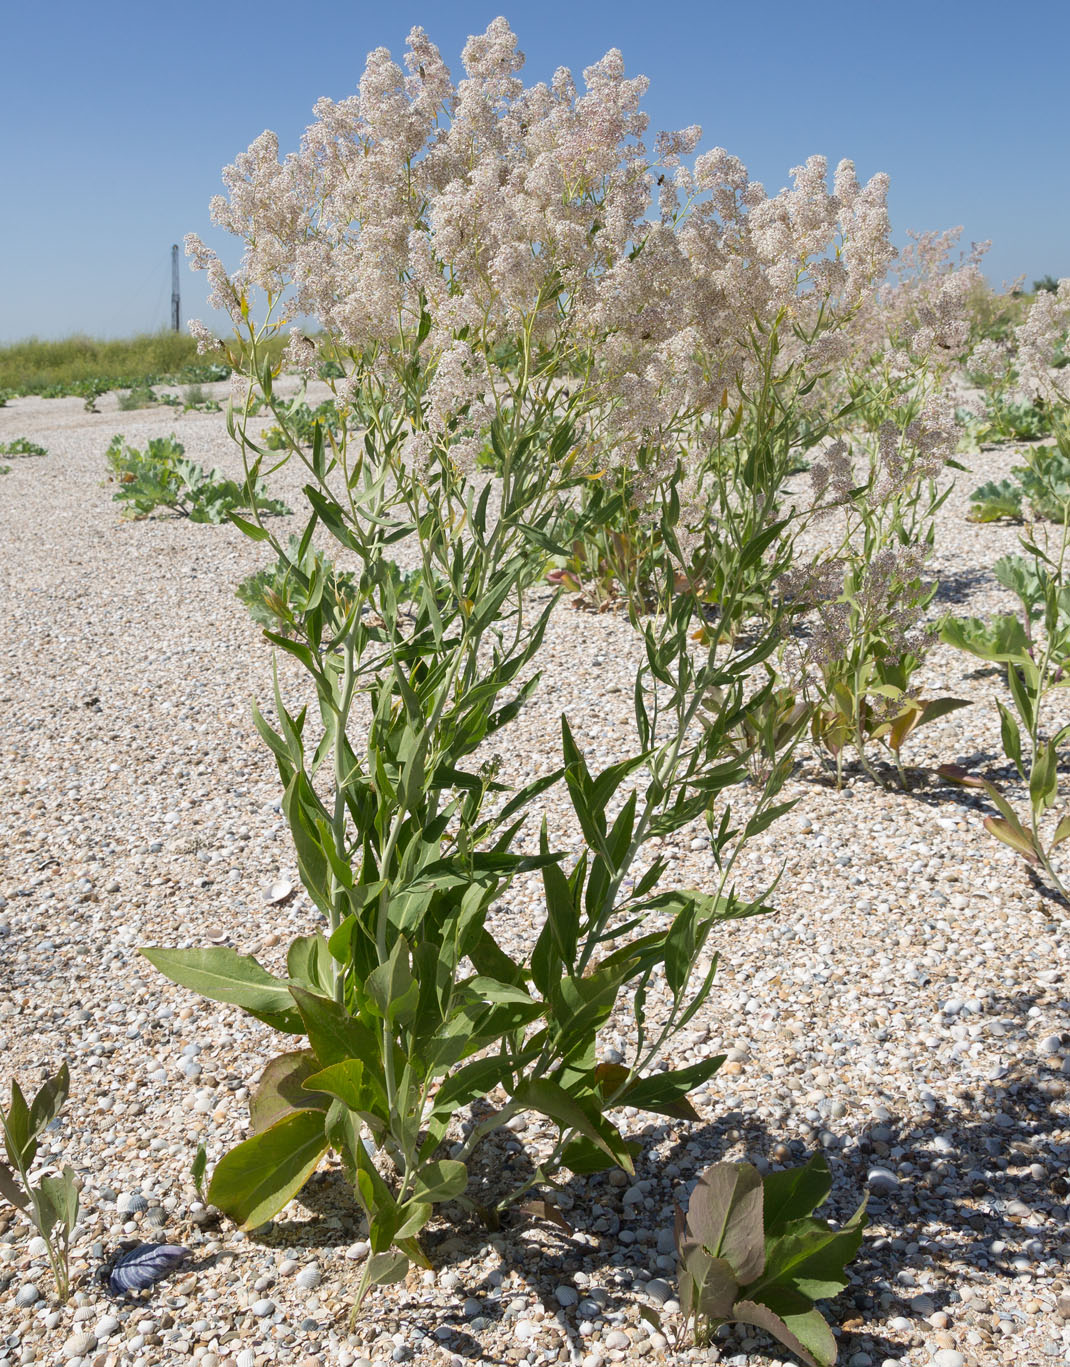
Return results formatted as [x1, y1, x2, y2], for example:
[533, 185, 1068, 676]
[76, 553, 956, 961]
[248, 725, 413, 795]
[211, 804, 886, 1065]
[785, 410, 967, 787]
[0, 437, 48, 458]
[0, 1065, 80, 1300]
[105, 432, 291, 522]
[941, 525, 1070, 903]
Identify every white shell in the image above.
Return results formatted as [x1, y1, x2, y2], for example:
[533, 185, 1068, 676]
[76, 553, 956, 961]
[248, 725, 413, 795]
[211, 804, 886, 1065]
[265, 879, 294, 904]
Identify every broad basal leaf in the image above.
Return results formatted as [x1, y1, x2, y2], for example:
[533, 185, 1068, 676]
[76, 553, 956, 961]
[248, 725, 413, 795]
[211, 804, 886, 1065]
[207, 1109, 328, 1230]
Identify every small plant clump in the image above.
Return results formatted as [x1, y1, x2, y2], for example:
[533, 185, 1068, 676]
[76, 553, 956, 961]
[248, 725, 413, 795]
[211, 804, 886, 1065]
[0, 437, 47, 457]
[0, 1065, 80, 1301]
[670, 1155, 867, 1366]
[968, 442, 1070, 523]
[105, 433, 291, 522]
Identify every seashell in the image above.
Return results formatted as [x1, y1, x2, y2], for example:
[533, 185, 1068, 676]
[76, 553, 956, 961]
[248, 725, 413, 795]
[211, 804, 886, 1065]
[106, 1242, 189, 1294]
[236, 1350, 257, 1367]
[15, 1283, 39, 1307]
[118, 1192, 148, 1213]
[61, 1333, 96, 1359]
[265, 879, 294, 905]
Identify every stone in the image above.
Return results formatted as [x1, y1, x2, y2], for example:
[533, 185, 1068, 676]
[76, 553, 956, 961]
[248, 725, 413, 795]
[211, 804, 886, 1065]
[251, 1297, 276, 1316]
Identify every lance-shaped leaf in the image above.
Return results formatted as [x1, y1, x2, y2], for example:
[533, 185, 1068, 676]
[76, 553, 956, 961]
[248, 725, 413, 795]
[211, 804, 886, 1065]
[141, 946, 299, 1026]
[762, 1152, 832, 1235]
[732, 1296, 830, 1367]
[513, 1078, 634, 1173]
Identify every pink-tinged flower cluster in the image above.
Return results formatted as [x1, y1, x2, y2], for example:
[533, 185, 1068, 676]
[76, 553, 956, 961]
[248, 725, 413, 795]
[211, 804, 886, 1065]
[186, 18, 898, 464]
[1015, 279, 1070, 402]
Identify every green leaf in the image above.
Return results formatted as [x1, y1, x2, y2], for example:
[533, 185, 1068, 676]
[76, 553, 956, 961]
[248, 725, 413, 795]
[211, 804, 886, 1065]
[191, 1142, 207, 1198]
[731, 1298, 829, 1367]
[141, 946, 296, 1020]
[249, 1050, 334, 1133]
[984, 815, 1039, 862]
[761, 1153, 831, 1235]
[513, 1078, 634, 1173]
[28, 1065, 70, 1140]
[431, 1056, 514, 1117]
[618, 1056, 726, 1119]
[366, 939, 420, 1026]
[4, 1080, 32, 1168]
[303, 1058, 387, 1116]
[207, 1109, 329, 1230]
[761, 1204, 867, 1302]
[366, 1249, 409, 1287]
[227, 511, 271, 541]
[561, 1134, 643, 1175]
[289, 986, 382, 1071]
[0, 1162, 28, 1212]
[412, 1159, 468, 1204]
[678, 1243, 738, 1321]
[286, 933, 333, 995]
[997, 701, 1025, 777]
[37, 1167, 79, 1235]
[1052, 814, 1070, 848]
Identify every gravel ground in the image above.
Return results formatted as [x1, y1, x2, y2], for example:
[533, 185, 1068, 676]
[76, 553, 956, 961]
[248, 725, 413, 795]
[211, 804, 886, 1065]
[1, 386, 1068, 1367]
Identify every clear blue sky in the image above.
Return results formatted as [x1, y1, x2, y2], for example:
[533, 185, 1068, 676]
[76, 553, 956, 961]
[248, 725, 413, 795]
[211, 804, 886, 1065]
[2, 0, 1067, 343]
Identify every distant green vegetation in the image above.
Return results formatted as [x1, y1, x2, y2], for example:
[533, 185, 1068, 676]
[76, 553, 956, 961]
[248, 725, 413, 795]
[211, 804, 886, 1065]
[0, 332, 231, 403]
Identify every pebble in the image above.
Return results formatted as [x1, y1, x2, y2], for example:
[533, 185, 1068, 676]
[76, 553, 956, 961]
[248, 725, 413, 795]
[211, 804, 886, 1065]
[555, 1284, 579, 1306]
[251, 1297, 276, 1316]
[867, 1166, 899, 1192]
[931, 1352, 965, 1367]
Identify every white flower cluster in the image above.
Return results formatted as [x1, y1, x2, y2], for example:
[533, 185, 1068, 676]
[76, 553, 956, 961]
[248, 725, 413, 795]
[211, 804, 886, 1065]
[186, 18, 899, 467]
[1016, 279, 1070, 402]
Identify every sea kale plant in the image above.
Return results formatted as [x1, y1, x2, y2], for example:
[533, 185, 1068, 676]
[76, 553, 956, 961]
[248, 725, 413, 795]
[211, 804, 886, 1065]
[0, 1065, 80, 1300]
[144, 19, 894, 1306]
[105, 433, 291, 522]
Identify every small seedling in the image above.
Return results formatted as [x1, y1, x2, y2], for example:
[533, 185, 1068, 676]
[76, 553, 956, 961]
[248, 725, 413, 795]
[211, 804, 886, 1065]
[190, 1143, 208, 1201]
[669, 1154, 866, 1367]
[0, 1064, 80, 1300]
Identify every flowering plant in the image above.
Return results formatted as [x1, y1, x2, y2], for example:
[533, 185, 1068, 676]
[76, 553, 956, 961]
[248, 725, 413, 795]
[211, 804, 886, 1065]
[143, 19, 897, 1305]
